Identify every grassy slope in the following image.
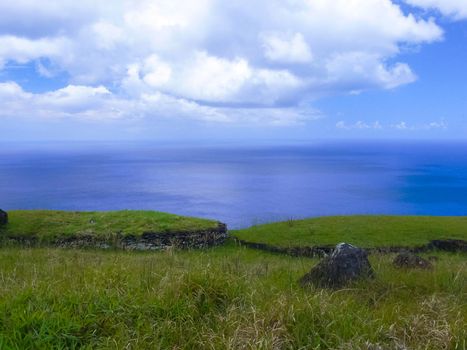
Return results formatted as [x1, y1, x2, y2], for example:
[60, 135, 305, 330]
[232, 215, 467, 248]
[0, 245, 464, 349]
[0, 210, 219, 241]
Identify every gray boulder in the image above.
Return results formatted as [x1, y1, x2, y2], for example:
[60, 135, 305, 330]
[300, 243, 374, 288]
[0, 209, 7, 225]
[393, 252, 432, 269]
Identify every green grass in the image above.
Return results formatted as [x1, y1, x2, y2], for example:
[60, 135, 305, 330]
[0, 213, 466, 348]
[0, 244, 465, 349]
[233, 215, 467, 248]
[0, 210, 219, 242]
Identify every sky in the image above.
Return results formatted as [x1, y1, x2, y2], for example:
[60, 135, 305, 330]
[0, 0, 467, 143]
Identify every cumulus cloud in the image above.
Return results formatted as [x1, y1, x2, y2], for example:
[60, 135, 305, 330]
[405, 0, 467, 20]
[261, 32, 313, 63]
[0, 81, 316, 126]
[0, 35, 69, 68]
[324, 53, 417, 91]
[0, 0, 450, 123]
[0, 82, 127, 120]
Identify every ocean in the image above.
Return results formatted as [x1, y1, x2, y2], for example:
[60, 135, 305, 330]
[1, 141, 467, 228]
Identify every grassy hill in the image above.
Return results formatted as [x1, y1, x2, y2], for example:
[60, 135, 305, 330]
[0, 210, 219, 242]
[232, 215, 467, 248]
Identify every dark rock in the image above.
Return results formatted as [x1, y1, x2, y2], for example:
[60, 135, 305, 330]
[299, 243, 374, 288]
[393, 252, 432, 269]
[0, 209, 7, 225]
[428, 239, 467, 253]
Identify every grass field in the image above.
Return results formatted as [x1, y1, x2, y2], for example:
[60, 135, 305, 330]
[0, 244, 465, 349]
[0, 210, 219, 242]
[232, 216, 467, 248]
[0, 213, 466, 348]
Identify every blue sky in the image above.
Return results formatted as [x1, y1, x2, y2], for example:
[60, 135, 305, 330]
[0, 0, 466, 142]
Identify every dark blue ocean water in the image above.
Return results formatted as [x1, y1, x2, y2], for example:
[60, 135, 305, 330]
[1, 141, 467, 228]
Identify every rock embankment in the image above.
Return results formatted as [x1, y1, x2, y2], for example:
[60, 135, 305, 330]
[53, 223, 228, 250]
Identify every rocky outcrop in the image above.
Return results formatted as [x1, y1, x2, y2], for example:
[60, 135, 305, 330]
[300, 243, 374, 288]
[393, 252, 433, 269]
[0, 209, 7, 225]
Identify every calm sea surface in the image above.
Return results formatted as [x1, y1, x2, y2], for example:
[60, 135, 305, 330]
[1, 141, 467, 228]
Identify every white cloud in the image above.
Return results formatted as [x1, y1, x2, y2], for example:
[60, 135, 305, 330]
[120, 51, 303, 105]
[393, 121, 409, 129]
[0, 81, 314, 126]
[37, 85, 111, 112]
[36, 61, 55, 78]
[0, 35, 69, 68]
[92, 21, 123, 50]
[262, 33, 313, 63]
[337, 120, 446, 131]
[141, 55, 172, 88]
[0, 0, 450, 123]
[405, 0, 467, 20]
[0, 82, 126, 120]
[0, 81, 26, 97]
[170, 51, 252, 102]
[426, 120, 447, 129]
[336, 120, 383, 129]
[325, 52, 417, 91]
[390, 120, 448, 130]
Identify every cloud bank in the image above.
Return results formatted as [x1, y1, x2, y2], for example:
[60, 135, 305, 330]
[0, 0, 453, 125]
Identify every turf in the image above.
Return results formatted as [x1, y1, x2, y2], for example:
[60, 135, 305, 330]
[0, 210, 219, 242]
[232, 215, 467, 248]
[0, 244, 464, 349]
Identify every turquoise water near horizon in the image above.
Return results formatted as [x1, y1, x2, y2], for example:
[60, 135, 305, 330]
[1, 141, 467, 228]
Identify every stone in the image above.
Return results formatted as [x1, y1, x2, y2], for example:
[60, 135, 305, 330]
[0, 209, 7, 225]
[299, 243, 374, 288]
[393, 252, 432, 269]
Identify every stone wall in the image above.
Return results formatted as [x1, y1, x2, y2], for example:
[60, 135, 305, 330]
[54, 223, 228, 250]
[235, 237, 467, 258]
